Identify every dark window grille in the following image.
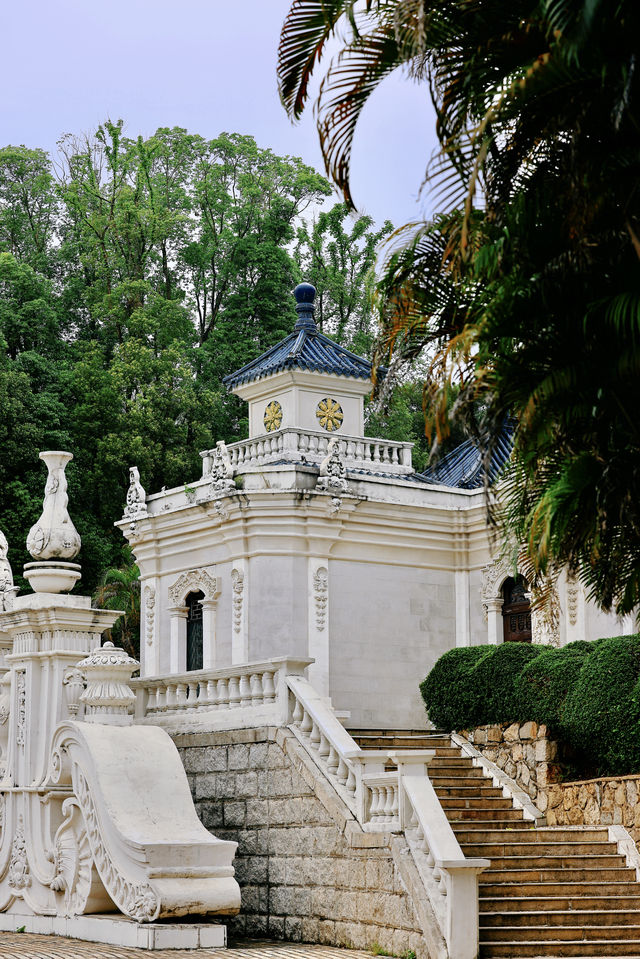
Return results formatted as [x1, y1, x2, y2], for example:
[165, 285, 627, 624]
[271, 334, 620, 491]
[186, 590, 204, 671]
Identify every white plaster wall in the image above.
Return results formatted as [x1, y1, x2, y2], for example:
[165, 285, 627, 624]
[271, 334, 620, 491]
[468, 567, 488, 645]
[246, 555, 309, 662]
[248, 385, 364, 438]
[328, 561, 456, 730]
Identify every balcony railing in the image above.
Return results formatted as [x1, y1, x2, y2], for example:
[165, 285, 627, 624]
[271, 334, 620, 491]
[200, 427, 413, 478]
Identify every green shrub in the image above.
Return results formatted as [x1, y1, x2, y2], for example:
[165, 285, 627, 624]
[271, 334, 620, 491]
[420, 646, 491, 730]
[562, 634, 640, 775]
[468, 642, 544, 726]
[515, 640, 596, 732]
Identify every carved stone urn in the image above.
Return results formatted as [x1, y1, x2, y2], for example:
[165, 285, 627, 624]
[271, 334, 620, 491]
[24, 451, 82, 594]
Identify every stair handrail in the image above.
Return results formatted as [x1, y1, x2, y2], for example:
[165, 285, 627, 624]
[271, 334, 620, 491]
[286, 676, 490, 959]
[401, 774, 489, 959]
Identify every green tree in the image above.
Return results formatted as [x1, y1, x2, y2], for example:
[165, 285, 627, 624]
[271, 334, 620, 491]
[296, 202, 392, 352]
[94, 548, 141, 658]
[278, 0, 640, 614]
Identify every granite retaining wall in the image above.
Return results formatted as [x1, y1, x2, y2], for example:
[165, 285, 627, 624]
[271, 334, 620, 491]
[172, 726, 439, 959]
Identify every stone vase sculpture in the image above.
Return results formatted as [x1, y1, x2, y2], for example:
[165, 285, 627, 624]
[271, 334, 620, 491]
[24, 451, 82, 593]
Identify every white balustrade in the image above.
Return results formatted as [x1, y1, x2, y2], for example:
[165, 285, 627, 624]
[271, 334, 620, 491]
[201, 428, 414, 478]
[132, 657, 311, 731]
[286, 678, 490, 959]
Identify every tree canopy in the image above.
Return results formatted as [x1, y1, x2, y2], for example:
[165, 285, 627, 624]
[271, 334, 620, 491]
[0, 122, 417, 602]
[279, 0, 640, 614]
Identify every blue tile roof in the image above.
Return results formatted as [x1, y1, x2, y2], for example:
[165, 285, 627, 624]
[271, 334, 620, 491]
[223, 327, 376, 389]
[223, 282, 381, 389]
[420, 422, 514, 490]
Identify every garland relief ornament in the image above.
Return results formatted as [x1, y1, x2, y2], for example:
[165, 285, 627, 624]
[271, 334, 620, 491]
[316, 397, 344, 432]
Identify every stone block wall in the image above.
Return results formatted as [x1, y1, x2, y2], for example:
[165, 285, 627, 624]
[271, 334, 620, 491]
[545, 776, 640, 840]
[459, 722, 640, 844]
[173, 726, 440, 959]
[458, 721, 562, 805]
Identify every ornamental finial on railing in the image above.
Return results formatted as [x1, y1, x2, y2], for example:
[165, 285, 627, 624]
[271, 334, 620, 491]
[24, 452, 82, 594]
[0, 530, 17, 612]
[78, 641, 138, 725]
[124, 466, 147, 521]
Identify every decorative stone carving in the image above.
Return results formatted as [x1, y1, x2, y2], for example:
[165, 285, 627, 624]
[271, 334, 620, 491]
[231, 568, 244, 634]
[566, 572, 580, 627]
[26, 452, 81, 561]
[169, 569, 217, 607]
[143, 584, 156, 647]
[531, 579, 561, 647]
[316, 397, 344, 432]
[317, 438, 349, 513]
[0, 531, 16, 612]
[481, 555, 560, 646]
[24, 451, 82, 593]
[264, 400, 283, 432]
[15, 669, 26, 747]
[209, 440, 235, 493]
[63, 667, 85, 717]
[313, 566, 328, 631]
[8, 816, 31, 889]
[123, 466, 147, 520]
[78, 641, 138, 725]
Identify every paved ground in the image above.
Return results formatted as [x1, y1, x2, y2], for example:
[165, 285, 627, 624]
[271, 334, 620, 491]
[0, 932, 374, 958]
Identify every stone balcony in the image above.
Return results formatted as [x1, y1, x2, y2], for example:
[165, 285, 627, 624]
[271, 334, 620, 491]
[200, 428, 414, 479]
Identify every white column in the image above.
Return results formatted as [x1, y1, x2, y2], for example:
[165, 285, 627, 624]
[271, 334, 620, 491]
[231, 561, 248, 664]
[202, 598, 218, 669]
[486, 598, 503, 645]
[455, 570, 471, 646]
[169, 606, 187, 673]
[308, 558, 330, 697]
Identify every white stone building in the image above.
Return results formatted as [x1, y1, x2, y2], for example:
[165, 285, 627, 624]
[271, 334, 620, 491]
[121, 283, 629, 731]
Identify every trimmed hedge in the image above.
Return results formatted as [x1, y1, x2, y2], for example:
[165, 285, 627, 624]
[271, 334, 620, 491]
[419, 646, 491, 731]
[514, 640, 595, 732]
[420, 635, 640, 777]
[562, 635, 640, 775]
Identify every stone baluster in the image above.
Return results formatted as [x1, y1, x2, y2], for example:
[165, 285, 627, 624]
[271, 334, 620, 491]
[217, 677, 229, 708]
[176, 682, 188, 707]
[262, 670, 276, 703]
[300, 708, 313, 735]
[239, 674, 252, 706]
[187, 681, 198, 708]
[291, 694, 303, 724]
[249, 672, 262, 705]
[310, 721, 321, 751]
[228, 676, 241, 708]
[326, 745, 339, 775]
[205, 679, 216, 706]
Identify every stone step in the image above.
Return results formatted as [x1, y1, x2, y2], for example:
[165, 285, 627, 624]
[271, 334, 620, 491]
[452, 818, 532, 831]
[480, 897, 640, 913]
[430, 772, 487, 785]
[481, 881, 640, 898]
[462, 841, 621, 858]
[480, 943, 640, 958]
[440, 796, 516, 810]
[483, 857, 627, 874]
[429, 757, 474, 768]
[447, 807, 526, 821]
[457, 827, 610, 844]
[435, 785, 506, 799]
[481, 867, 635, 884]
[481, 910, 640, 928]
[481, 925, 640, 942]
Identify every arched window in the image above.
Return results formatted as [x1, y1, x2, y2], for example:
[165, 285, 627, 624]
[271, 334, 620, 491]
[502, 576, 532, 643]
[186, 591, 204, 671]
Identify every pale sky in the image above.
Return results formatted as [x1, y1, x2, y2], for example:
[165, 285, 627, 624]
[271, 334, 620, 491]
[2, 0, 439, 229]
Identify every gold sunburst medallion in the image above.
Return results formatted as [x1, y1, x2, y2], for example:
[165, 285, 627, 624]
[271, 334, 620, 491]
[263, 400, 283, 432]
[316, 397, 344, 432]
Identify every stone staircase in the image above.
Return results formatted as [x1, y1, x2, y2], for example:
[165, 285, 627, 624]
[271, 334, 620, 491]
[349, 729, 640, 958]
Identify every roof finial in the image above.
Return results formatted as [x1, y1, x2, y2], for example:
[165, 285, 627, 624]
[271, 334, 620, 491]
[293, 282, 317, 331]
